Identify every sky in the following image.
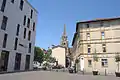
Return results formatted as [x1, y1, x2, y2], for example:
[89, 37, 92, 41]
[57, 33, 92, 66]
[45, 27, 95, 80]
[28, 0, 120, 49]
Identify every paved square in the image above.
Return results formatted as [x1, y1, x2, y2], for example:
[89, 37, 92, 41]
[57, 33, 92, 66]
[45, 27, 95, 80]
[0, 71, 119, 80]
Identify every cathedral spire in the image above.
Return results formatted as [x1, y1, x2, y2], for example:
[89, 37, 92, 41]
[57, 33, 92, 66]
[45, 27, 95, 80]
[63, 24, 66, 36]
[60, 24, 68, 48]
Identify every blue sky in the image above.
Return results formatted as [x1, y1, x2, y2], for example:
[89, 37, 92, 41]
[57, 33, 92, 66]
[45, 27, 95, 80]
[28, 0, 120, 49]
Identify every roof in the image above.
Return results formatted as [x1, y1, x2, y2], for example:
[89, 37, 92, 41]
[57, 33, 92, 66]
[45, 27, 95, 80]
[77, 17, 120, 24]
[52, 45, 65, 49]
[72, 17, 120, 46]
[25, 0, 38, 13]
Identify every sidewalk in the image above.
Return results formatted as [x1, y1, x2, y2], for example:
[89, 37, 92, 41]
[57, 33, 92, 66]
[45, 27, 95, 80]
[76, 71, 115, 76]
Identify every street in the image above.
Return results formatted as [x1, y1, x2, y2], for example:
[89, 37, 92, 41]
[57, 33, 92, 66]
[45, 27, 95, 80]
[0, 71, 119, 80]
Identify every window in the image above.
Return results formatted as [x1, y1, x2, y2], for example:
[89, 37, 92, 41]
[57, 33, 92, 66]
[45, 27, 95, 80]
[19, 0, 24, 11]
[14, 38, 18, 50]
[86, 24, 90, 28]
[88, 48, 91, 54]
[1, 16, 8, 30]
[28, 43, 31, 53]
[23, 15, 26, 25]
[87, 33, 90, 40]
[101, 59, 108, 67]
[2, 34, 8, 48]
[11, 0, 14, 3]
[24, 28, 26, 39]
[88, 60, 92, 66]
[33, 22, 35, 31]
[16, 24, 20, 36]
[30, 9, 33, 19]
[102, 44, 106, 52]
[88, 45, 91, 54]
[100, 22, 104, 27]
[101, 32, 105, 40]
[1, 0, 6, 12]
[28, 31, 31, 41]
[27, 18, 30, 28]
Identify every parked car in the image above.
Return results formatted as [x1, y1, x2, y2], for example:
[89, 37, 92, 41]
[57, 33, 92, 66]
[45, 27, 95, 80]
[33, 61, 42, 69]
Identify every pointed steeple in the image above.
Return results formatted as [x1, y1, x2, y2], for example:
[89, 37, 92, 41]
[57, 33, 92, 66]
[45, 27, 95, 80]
[60, 24, 68, 48]
[63, 24, 66, 36]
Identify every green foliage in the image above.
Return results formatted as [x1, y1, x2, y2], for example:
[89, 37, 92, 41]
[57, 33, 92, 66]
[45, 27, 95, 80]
[44, 49, 52, 61]
[48, 57, 56, 63]
[115, 53, 120, 62]
[34, 47, 44, 63]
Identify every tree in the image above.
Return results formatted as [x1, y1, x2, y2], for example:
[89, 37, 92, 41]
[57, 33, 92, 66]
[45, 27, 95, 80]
[34, 47, 44, 63]
[115, 53, 120, 72]
[48, 57, 56, 63]
[44, 49, 52, 61]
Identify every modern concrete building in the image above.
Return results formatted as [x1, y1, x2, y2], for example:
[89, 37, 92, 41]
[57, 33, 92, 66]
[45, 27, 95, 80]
[72, 17, 120, 74]
[0, 0, 37, 72]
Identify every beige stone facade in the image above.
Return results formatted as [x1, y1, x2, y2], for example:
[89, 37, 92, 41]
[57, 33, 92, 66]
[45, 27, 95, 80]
[52, 46, 66, 67]
[72, 17, 120, 74]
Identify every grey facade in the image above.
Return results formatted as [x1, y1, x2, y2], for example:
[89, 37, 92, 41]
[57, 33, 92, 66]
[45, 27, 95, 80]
[0, 0, 37, 72]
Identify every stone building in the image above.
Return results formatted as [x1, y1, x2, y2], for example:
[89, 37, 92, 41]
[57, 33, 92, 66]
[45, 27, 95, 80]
[51, 24, 71, 68]
[72, 17, 120, 74]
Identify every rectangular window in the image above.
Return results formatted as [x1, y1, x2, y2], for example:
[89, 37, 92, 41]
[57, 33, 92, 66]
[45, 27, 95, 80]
[101, 59, 108, 67]
[16, 24, 20, 36]
[1, 0, 6, 12]
[100, 22, 104, 27]
[14, 38, 18, 50]
[33, 22, 35, 31]
[88, 60, 92, 66]
[86, 24, 89, 28]
[102, 44, 106, 52]
[14, 53, 21, 70]
[87, 33, 90, 40]
[27, 18, 30, 28]
[31, 9, 33, 19]
[101, 32, 105, 40]
[88, 44, 91, 54]
[88, 48, 91, 54]
[28, 43, 31, 53]
[3, 34, 8, 48]
[24, 28, 26, 39]
[23, 15, 26, 25]
[11, 0, 14, 3]
[19, 0, 24, 11]
[28, 31, 31, 41]
[1, 16, 8, 30]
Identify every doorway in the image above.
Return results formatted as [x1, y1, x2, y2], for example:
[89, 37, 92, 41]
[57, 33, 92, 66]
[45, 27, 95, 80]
[25, 55, 30, 70]
[0, 50, 9, 72]
[80, 57, 84, 71]
[14, 53, 21, 70]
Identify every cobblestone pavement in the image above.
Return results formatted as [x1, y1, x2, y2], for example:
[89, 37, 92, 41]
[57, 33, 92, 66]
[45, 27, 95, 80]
[0, 71, 120, 80]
